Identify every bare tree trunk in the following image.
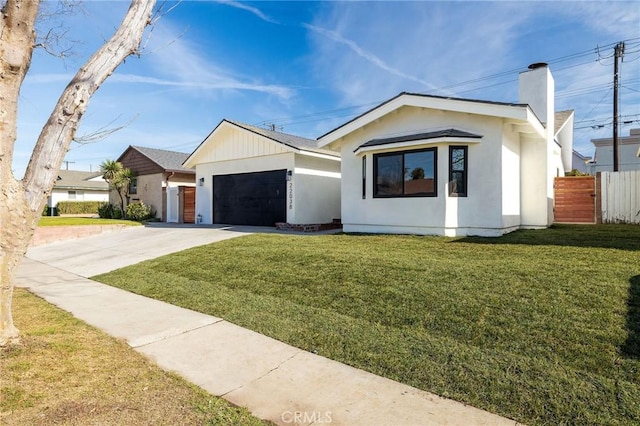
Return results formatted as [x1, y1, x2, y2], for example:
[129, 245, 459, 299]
[0, 0, 156, 346]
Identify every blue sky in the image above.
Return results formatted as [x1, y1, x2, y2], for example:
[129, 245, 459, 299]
[13, 0, 640, 177]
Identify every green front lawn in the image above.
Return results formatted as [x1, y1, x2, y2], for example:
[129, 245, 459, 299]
[38, 217, 140, 227]
[93, 224, 640, 425]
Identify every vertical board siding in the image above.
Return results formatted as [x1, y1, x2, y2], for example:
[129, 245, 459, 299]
[553, 177, 596, 223]
[600, 171, 640, 224]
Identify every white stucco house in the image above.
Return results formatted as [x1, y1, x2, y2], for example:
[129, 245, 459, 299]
[47, 170, 109, 214]
[317, 64, 573, 237]
[183, 119, 341, 227]
[589, 128, 640, 173]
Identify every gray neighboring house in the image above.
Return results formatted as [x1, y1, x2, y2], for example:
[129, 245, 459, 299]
[116, 145, 196, 223]
[47, 170, 109, 214]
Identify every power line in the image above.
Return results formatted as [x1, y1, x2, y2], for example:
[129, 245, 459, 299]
[260, 37, 640, 130]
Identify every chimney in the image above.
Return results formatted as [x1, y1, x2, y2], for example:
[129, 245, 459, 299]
[519, 63, 554, 139]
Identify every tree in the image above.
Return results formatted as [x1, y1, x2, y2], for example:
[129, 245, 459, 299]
[0, 0, 157, 346]
[100, 159, 133, 218]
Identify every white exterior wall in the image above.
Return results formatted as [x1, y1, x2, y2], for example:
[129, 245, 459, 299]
[520, 135, 549, 227]
[501, 124, 521, 229]
[194, 153, 296, 225]
[292, 154, 341, 224]
[336, 107, 510, 236]
[50, 189, 109, 207]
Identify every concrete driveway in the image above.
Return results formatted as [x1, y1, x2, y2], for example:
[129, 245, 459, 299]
[25, 223, 258, 277]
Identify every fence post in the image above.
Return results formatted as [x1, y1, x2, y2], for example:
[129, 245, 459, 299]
[595, 172, 602, 224]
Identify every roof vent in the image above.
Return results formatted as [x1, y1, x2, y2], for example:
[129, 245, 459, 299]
[528, 62, 548, 70]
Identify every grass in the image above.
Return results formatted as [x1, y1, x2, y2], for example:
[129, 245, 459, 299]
[38, 217, 140, 227]
[93, 224, 640, 425]
[0, 289, 267, 425]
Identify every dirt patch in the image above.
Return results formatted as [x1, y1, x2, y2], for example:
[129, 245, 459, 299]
[30, 225, 129, 247]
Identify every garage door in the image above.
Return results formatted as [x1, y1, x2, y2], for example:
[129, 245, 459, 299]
[213, 170, 287, 226]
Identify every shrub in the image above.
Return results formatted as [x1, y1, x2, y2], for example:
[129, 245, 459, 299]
[98, 203, 123, 219]
[56, 201, 103, 215]
[42, 205, 56, 216]
[126, 202, 155, 222]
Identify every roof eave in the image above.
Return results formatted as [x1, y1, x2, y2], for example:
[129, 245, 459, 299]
[318, 93, 534, 148]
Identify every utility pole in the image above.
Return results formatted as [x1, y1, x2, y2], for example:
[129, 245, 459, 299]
[613, 41, 625, 172]
[63, 160, 75, 170]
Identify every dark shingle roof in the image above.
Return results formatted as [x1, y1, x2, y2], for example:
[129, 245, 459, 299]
[226, 120, 340, 157]
[356, 128, 483, 151]
[131, 146, 193, 172]
[54, 170, 109, 191]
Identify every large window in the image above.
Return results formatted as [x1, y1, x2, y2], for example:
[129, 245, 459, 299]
[449, 146, 467, 197]
[373, 148, 437, 197]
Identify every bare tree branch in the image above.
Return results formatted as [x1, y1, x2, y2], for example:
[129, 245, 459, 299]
[73, 114, 140, 145]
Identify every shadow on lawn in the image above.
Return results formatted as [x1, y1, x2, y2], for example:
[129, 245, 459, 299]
[456, 224, 640, 251]
[623, 275, 640, 359]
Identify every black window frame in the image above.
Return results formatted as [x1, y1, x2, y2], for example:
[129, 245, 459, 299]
[373, 147, 438, 198]
[362, 155, 366, 199]
[449, 145, 468, 197]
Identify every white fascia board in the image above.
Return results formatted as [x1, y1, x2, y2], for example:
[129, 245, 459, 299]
[318, 97, 405, 148]
[298, 150, 341, 162]
[554, 110, 575, 137]
[354, 137, 482, 156]
[182, 120, 229, 169]
[318, 93, 534, 148]
[505, 109, 546, 139]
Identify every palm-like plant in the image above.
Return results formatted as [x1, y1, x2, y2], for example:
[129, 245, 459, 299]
[100, 160, 133, 218]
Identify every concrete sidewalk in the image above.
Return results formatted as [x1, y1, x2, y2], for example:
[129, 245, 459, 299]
[16, 226, 518, 425]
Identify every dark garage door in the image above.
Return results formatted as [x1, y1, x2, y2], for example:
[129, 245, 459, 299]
[213, 170, 286, 226]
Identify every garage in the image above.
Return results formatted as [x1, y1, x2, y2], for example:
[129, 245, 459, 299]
[213, 170, 286, 226]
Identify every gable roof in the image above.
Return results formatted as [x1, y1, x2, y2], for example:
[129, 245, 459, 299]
[183, 119, 340, 168]
[226, 120, 338, 156]
[554, 110, 574, 135]
[119, 146, 194, 174]
[356, 128, 483, 152]
[54, 170, 108, 191]
[317, 92, 541, 147]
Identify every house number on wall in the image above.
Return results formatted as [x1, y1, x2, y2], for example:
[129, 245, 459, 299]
[288, 181, 293, 210]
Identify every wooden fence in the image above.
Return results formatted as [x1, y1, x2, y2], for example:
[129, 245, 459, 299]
[554, 176, 596, 224]
[598, 171, 640, 224]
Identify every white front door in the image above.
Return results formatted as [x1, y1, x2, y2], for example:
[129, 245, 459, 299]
[167, 187, 179, 223]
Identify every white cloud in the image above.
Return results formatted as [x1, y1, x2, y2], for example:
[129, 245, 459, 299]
[304, 23, 438, 91]
[143, 21, 294, 99]
[305, 2, 534, 108]
[215, 0, 278, 24]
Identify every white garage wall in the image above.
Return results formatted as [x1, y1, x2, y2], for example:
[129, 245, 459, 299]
[195, 153, 295, 224]
[291, 153, 341, 224]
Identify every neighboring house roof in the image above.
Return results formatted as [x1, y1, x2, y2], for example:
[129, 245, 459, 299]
[118, 145, 195, 175]
[592, 128, 640, 147]
[356, 128, 483, 152]
[318, 92, 544, 147]
[554, 110, 574, 135]
[572, 150, 592, 162]
[54, 170, 109, 191]
[183, 119, 340, 168]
